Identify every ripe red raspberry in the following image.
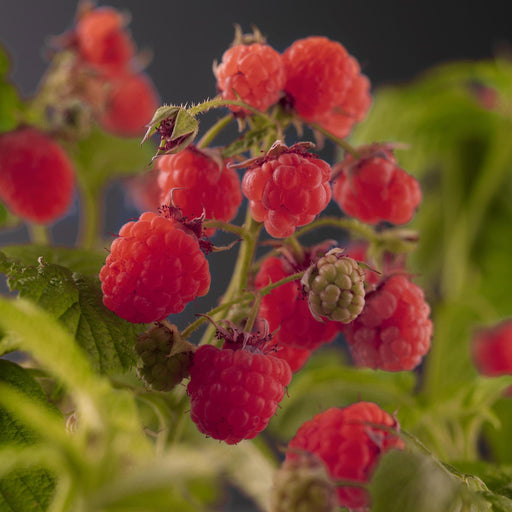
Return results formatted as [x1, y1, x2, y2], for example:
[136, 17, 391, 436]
[286, 402, 404, 510]
[99, 72, 159, 137]
[215, 42, 285, 113]
[332, 145, 422, 225]
[187, 324, 292, 444]
[255, 251, 339, 352]
[241, 141, 332, 238]
[75, 6, 135, 74]
[266, 341, 311, 373]
[283, 37, 353, 122]
[0, 127, 75, 223]
[317, 57, 371, 139]
[472, 319, 512, 378]
[343, 275, 433, 371]
[100, 211, 210, 323]
[157, 148, 242, 235]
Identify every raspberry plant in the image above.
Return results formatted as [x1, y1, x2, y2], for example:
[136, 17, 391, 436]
[1, 4, 512, 512]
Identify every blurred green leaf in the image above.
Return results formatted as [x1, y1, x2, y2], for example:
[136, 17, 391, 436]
[0, 245, 106, 276]
[0, 252, 140, 373]
[73, 128, 155, 194]
[0, 360, 58, 511]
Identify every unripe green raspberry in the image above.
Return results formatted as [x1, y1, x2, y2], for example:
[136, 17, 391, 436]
[135, 321, 195, 391]
[301, 248, 365, 323]
[270, 453, 337, 512]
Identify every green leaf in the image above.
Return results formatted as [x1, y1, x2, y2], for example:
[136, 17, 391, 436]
[0, 361, 57, 511]
[0, 245, 106, 276]
[0, 252, 140, 373]
[73, 128, 155, 194]
[222, 125, 274, 158]
[370, 450, 460, 512]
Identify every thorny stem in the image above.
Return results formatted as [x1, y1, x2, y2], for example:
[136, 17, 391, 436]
[196, 114, 233, 149]
[244, 294, 262, 334]
[188, 97, 274, 124]
[311, 123, 361, 158]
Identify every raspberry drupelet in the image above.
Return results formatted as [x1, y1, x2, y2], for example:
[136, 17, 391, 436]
[332, 145, 422, 225]
[241, 141, 332, 238]
[100, 210, 211, 324]
[343, 275, 433, 371]
[286, 402, 404, 511]
[187, 321, 292, 444]
[215, 42, 285, 113]
[0, 127, 75, 224]
[157, 147, 242, 235]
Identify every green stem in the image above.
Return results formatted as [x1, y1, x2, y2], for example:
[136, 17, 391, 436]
[188, 97, 274, 124]
[79, 186, 101, 250]
[293, 216, 378, 242]
[244, 294, 262, 333]
[203, 219, 247, 238]
[197, 114, 233, 149]
[311, 123, 360, 157]
[27, 223, 50, 245]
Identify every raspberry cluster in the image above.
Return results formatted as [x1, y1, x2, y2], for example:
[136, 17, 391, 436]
[343, 275, 433, 371]
[241, 142, 332, 238]
[0, 127, 76, 224]
[286, 402, 404, 510]
[50, 5, 158, 137]
[100, 211, 211, 323]
[187, 340, 292, 444]
[333, 145, 422, 225]
[156, 147, 242, 234]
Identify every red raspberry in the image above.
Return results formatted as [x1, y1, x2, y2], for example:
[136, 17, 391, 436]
[157, 148, 242, 235]
[283, 37, 353, 122]
[100, 211, 210, 323]
[343, 275, 433, 371]
[241, 141, 332, 238]
[346, 242, 406, 289]
[99, 72, 159, 137]
[286, 402, 404, 510]
[266, 341, 311, 373]
[187, 343, 292, 444]
[215, 43, 285, 113]
[333, 146, 422, 225]
[0, 127, 75, 223]
[317, 57, 371, 139]
[255, 254, 339, 351]
[472, 320, 512, 378]
[75, 7, 135, 74]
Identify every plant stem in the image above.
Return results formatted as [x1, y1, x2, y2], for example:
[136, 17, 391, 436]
[311, 123, 360, 157]
[197, 114, 233, 149]
[293, 216, 378, 242]
[27, 223, 50, 245]
[79, 186, 101, 250]
[188, 97, 274, 124]
[203, 219, 247, 238]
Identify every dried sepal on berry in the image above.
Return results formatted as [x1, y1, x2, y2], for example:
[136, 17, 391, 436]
[135, 321, 195, 391]
[270, 452, 338, 512]
[301, 248, 365, 323]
